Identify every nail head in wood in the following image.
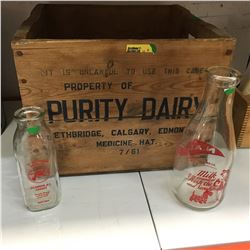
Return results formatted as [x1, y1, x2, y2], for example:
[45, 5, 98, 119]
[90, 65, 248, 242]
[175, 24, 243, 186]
[16, 51, 23, 56]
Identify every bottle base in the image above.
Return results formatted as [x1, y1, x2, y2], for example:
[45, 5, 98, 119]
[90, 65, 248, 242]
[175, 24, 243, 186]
[174, 192, 224, 211]
[25, 199, 60, 212]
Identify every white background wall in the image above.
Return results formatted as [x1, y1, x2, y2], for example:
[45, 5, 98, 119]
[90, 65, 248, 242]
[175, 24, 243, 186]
[1, 1, 250, 100]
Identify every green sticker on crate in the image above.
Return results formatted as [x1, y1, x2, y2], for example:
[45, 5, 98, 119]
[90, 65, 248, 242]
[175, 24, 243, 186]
[126, 44, 157, 54]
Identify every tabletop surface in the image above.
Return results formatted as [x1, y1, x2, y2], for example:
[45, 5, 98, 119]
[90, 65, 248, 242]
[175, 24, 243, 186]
[141, 149, 250, 249]
[1, 121, 250, 250]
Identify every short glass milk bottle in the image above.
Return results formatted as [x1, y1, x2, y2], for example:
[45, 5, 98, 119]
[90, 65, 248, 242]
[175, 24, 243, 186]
[171, 66, 241, 210]
[13, 106, 61, 211]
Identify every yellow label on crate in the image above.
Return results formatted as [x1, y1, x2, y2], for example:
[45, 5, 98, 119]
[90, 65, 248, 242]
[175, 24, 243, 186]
[126, 44, 157, 54]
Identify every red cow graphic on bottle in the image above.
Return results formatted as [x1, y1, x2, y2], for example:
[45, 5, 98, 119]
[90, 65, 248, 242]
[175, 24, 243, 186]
[177, 139, 225, 157]
[28, 160, 50, 183]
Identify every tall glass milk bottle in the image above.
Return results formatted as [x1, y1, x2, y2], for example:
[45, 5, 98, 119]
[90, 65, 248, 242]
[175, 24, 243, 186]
[171, 66, 241, 210]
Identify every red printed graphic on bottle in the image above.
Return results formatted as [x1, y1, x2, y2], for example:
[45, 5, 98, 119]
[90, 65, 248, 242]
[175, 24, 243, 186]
[187, 169, 230, 204]
[177, 139, 225, 157]
[28, 160, 50, 183]
[189, 189, 213, 204]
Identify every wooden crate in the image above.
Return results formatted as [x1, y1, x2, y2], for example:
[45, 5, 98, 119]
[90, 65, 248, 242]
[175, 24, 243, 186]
[12, 4, 236, 175]
[233, 90, 250, 148]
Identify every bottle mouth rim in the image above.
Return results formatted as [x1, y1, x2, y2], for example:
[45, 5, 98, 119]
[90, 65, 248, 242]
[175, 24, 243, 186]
[14, 106, 45, 122]
[206, 66, 241, 87]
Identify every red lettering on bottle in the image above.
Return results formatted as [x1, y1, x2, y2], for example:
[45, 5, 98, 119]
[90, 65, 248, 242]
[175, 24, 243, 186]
[186, 169, 229, 192]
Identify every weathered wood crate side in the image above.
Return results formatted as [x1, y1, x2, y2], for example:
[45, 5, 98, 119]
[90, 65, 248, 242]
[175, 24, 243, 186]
[11, 4, 236, 175]
[233, 90, 250, 148]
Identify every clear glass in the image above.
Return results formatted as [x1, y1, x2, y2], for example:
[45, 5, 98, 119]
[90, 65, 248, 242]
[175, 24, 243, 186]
[13, 106, 61, 211]
[171, 66, 241, 210]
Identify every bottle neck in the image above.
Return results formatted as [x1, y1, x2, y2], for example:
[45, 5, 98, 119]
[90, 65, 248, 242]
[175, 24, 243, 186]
[16, 118, 43, 127]
[197, 67, 240, 117]
[197, 81, 234, 118]
[14, 106, 45, 135]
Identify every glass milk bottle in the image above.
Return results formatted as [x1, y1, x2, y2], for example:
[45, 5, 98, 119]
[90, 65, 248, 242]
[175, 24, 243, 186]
[171, 66, 241, 210]
[13, 106, 61, 211]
